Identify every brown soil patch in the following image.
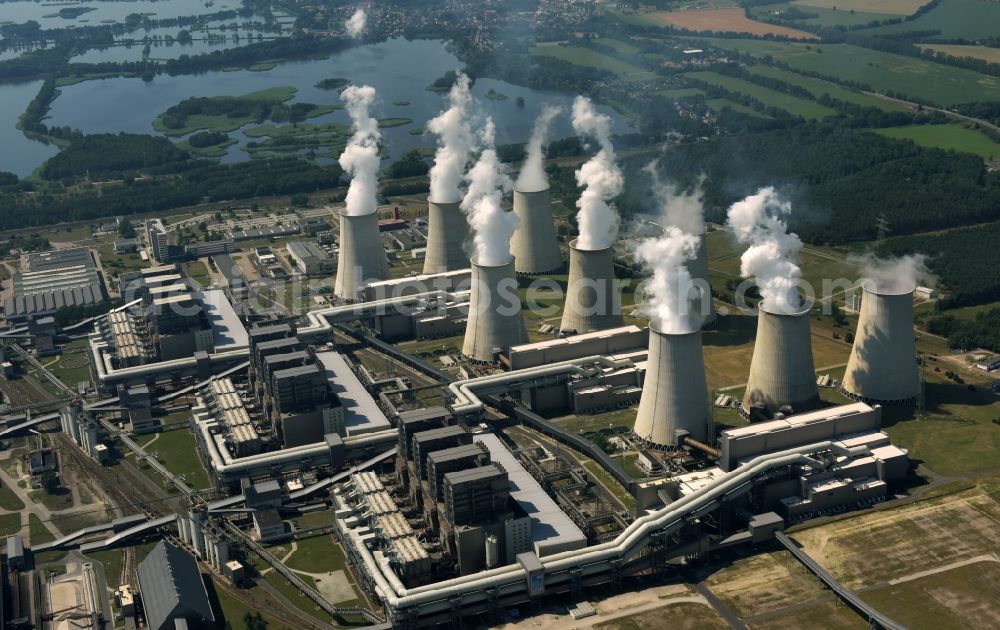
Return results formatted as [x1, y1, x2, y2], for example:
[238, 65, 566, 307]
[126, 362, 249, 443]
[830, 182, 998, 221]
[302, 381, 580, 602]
[649, 8, 819, 40]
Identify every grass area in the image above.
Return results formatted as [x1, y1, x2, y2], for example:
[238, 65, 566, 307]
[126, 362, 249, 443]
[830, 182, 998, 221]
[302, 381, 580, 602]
[583, 461, 636, 512]
[657, 87, 706, 100]
[529, 44, 657, 80]
[750, 2, 900, 28]
[0, 481, 25, 511]
[176, 135, 238, 159]
[0, 512, 21, 536]
[28, 512, 55, 544]
[554, 408, 637, 435]
[210, 578, 295, 630]
[706, 550, 827, 619]
[86, 549, 124, 588]
[706, 97, 773, 118]
[872, 124, 1000, 160]
[29, 487, 74, 512]
[639, 7, 819, 40]
[594, 37, 640, 54]
[595, 601, 729, 629]
[46, 338, 93, 390]
[792, 0, 925, 13]
[377, 117, 413, 128]
[256, 560, 336, 623]
[687, 71, 840, 119]
[97, 242, 148, 279]
[751, 598, 868, 629]
[284, 534, 351, 575]
[139, 427, 212, 489]
[243, 120, 350, 158]
[920, 43, 1000, 64]
[184, 260, 212, 287]
[872, 0, 1000, 39]
[747, 64, 909, 111]
[692, 38, 1000, 107]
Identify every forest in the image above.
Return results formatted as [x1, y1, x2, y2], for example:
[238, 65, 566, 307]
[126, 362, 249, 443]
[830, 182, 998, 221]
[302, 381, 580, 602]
[926, 308, 1000, 354]
[40, 134, 191, 181]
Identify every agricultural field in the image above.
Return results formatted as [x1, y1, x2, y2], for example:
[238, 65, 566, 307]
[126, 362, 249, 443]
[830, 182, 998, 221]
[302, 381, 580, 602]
[706, 97, 772, 118]
[685, 71, 838, 119]
[791, 0, 926, 13]
[529, 45, 657, 80]
[920, 44, 1000, 64]
[593, 37, 641, 54]
[657, 87, 706, 100]
[690, 39, 1000, 106]
[750, 2, 901, 28]
[871, 0, 1000, 39]
[871, 124, 1000, 160]
[747, 65, 910, 111]
[639, 8, 819, 40]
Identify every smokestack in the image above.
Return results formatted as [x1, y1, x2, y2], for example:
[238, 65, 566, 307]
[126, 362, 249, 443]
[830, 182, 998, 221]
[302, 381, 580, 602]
[742, 302, 820, 418]
[510, 187, 562, 275]
[633, 326, 711, 445]
[462, 257, 525, 362]
[841, 285, 919, 404]
[560, 239, 622, 334]
[691, 231, 716, 326]
[423, 200, 470, 273]
[335, 210, 388, 300]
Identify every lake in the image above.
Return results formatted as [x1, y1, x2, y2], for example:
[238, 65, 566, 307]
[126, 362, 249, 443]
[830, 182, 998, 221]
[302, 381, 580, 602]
[1, 38, 630, 177]
[0, 0, 242, 28]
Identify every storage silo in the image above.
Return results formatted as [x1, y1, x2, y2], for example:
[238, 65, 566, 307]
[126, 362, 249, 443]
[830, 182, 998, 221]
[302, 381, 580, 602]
[559, 239, 623, 334]
[335, 209, 389, 300]
[633, 326, 711, 445]
[741, 302, 820, 418]
[841, 285, 919, 404]
[510, 187, 562, 275]
[462, 258, 525, 362]
[423, 200, 470, 274]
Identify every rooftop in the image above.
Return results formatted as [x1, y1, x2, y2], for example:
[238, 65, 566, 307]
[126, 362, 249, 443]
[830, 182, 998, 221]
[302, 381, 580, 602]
[315, 351, 391, 436]
[196, 289, 249, 351]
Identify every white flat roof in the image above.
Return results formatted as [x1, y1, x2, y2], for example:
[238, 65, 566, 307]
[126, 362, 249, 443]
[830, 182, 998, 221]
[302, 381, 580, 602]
[197, 289, 249, 351]
[315, 351, 391, 436]
[509, 325, 643, 353]
[475, 433, 587, 556]
[722, 402, 876, 438]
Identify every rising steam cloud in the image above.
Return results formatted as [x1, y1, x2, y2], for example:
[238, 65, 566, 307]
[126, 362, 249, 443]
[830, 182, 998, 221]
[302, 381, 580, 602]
[461, 118, 517, 266]
[572, 96, 623, 251]
[338, 85, 381, 216]
[727, 187, 804, 314]
[644, 161, 705, 236]
[849, 253, 932, 294]
[515, 105, 561, 192]
[635, 227, 702, 334]
[345, 8, 366, 38]
[428, 73, 475, 203]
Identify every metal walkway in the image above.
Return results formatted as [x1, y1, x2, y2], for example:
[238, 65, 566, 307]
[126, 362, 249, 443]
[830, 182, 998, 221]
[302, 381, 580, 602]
[775, 531, 907, 630]
[0, 412, 60, 438]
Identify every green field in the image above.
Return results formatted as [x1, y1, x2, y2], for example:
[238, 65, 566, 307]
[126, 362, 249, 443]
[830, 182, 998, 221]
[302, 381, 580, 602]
[686, 71, 838, 119]
[593, 37, 641, 54]
[920, 43, 1000, 65]
[872, 124, 1000, 160]
[748, 64, 910, 111]
[871, 0, 1000, 39]
[657, 87, 706, 100]
[706, 97, 773, 118]
[750, 2, 901, 28]
[692, 39, 1000, 106]
[29, 513, 55, 544]
[862, 563, 1000, 628]
[529, 45, 657, 79]
[0, 481, 24, 511]
[138, 428, 212, 489]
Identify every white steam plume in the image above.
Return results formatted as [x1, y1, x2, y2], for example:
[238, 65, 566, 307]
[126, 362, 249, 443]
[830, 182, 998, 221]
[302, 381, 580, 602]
[338, 85, 381, 216]
[515, 105, 561, 192]
[635, 227, 702, 334]
[644, 161, 705, 235]
[726, 187, 804, 314]
[461, 118, 517, 266]
[572, 96, 623, 251]
[345, 8, 366, 38]
[428, 73, 475, 204]
[849, 253, 933, 294]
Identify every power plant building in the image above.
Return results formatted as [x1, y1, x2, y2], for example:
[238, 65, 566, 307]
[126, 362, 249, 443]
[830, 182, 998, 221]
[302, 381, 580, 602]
[510, 188, 562, 275]
[136, 541, 215, 630]
[841, 285, 920, 405]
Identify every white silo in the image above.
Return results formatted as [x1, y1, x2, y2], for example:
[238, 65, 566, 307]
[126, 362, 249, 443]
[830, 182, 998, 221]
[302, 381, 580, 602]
[841, 285, 919, 404]
[462, 258, 525, 362]
[633, 326, 711, 445]
[689, 231, 716, 326]
[510, 187, 562, 275]
[559, 239, 623, 334]
[423, 200, 470, 274]
[335, 209, 389, 300]
[742, 301, 820, 418]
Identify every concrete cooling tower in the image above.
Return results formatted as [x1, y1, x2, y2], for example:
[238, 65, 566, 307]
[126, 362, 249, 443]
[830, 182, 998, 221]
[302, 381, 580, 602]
[510, 187, 562, 275]
[741, 302, 820, 418]
[841, 285, 919, 404]
[462, 258, 525, 362]
[690, 232, 716, 327]
[335, 210, 389, 300]
[423, 200, 470, 274]
[633, 326, 711, 445]
[560, 239, 623, 334]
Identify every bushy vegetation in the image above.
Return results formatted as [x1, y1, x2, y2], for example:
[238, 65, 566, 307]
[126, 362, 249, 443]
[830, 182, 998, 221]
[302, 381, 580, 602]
[926, 308, 1000, 353]
[187, 130, 230, 148]
[385, 149, 429, 179]
[40, 134, 190, 181]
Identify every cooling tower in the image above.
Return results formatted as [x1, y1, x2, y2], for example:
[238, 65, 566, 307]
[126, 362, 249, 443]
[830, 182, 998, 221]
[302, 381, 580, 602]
[841, 285, 919, 404]
[423, 200, 470, 274]
[510, 187, 562, 275]
[335, 210, 388, 300]
[741, 302, 820, 418]
[633, 326, 711, 445]
[462, 258, 525, 362]
[559, 239, 623, 334]
[689, 232, 716, 326]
